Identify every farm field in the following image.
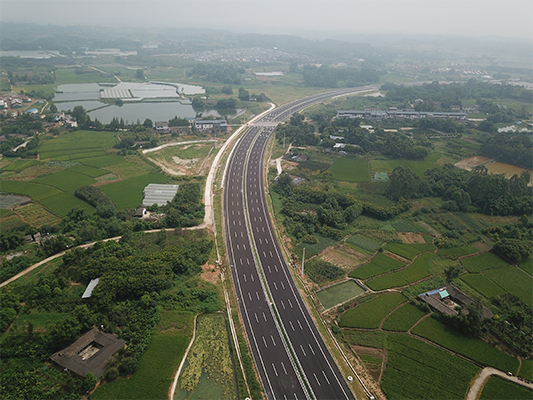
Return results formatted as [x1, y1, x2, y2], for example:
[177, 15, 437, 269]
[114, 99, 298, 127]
[366, 252, 434, 291]
[2, 159, 41, 172]
[460, 273, 507, 298]
[390, 219, 425, 233]
[346, 234, 382, 253]
[327, 156, 370, 182]
[479, 376, 533, 400]
[339, 292, 406, 329]
[297, 235, 339, 258]
[437, 245, 479, 257]
[92, 311, 194, 400]
[14, 203, 59, 226]
[384, 243, 436, 260]
[36, 131, 117, 161]
[483, 266, 533, 307]
[349, 253, 405, 280]
[316, 280, 366, 310]
[99, 173, 169, 209]
[40, 192, 95, 216]
[320, 244, 371, 270]
[369, 152, 441, 178]
[519, 359, 533, 381]
[461, 252, 509, 273]
[33, 169, 97, 191]
[1, 180, 62, 201]
[412, 316, 519, 373]
[518, 258, 533, 275]
[382, 302, 428, 332]
[340, 330, 479, 400]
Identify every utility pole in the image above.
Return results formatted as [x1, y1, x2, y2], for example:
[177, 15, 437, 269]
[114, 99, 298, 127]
[301, 248, 305, 276]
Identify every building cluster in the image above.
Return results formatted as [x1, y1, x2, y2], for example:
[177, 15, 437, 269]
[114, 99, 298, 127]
[337, 107, 469, 121]
[154, 118, 227, 133]
[418, 284, 494, 319]
[54, 112, 78, 128]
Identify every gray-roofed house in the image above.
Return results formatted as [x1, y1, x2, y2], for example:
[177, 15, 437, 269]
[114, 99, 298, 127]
[418, 284, 494, 319]
[50, 328, 126, 378]
[142, 184, 179, 207]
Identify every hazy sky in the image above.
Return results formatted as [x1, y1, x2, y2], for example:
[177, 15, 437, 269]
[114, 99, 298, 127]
[1, 0, 532, 40]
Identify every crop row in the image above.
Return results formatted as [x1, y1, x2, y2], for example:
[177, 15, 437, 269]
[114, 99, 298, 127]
[412, 316, 519, 373]
[346, 234, 382, 252]
[461, 252, 509, 273]
[349, 253, 404, 280]
[382, 302, 428, 332]
[339, 292, 406, 329]
[366, 253, 434, 290]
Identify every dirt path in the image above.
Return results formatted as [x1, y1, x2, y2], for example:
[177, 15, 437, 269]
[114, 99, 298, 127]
[466, 367, 533, 400]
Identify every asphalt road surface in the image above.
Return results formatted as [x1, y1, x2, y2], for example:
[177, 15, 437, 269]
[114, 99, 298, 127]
[224, 87, 376, 399]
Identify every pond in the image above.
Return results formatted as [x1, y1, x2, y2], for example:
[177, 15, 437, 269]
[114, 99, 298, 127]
[455, 156, 532, 182]
[53, 82, 239, 124]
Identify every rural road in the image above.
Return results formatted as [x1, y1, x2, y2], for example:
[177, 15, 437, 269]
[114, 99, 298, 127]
[466, 367, 533, 400]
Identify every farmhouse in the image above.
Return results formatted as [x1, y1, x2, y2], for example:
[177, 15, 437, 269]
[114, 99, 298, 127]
[50, 328, 126, 378]
[418, 284, 494, 318]
[194, 119, 228, 132]
[142, 183, 179, 207]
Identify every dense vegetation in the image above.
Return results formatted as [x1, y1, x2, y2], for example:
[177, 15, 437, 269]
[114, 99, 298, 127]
[0, 230, 216, 399]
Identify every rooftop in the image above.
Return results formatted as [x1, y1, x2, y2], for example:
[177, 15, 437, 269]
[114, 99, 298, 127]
[50, 328, 126, 378]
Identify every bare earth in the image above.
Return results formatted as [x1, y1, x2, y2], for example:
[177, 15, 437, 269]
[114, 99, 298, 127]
[398, 232, 426, 244]
[454, 156, 492, 171]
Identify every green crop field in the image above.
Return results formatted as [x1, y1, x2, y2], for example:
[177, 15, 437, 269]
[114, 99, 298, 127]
[13, 312, 67, 330]
[412, 317, 519, 373]
[461, 273, 507, 298]
[369, 153, 440, 178]
[479, 376, 533, 400]
[461, 252, 509, 273]
[317, 280, 366, 309]
[366, 253, 434, 290]
[518, 258, 533, 275]
[2, 159, 41, 171]
[81, 155, 125, 168]
[346, 235, 382, 252]
[1, 180, 62, 201]
[99, 173, 169, 209]
[33, 169, 96, 191]
[382, 302, 428, 332]
[297, 235, 339, 258]
[36, 130, 117, 160]
[92, 311, 194, 400]
[437, 245, 479, 257]
[69, 164, 108, 178]
[349, 253, 404, 280]
[484, 266, 533, 307]
[384, 243, 421, 260]
[519, 359, 533, 381]
[40, 192, 95, 216]
[381, 334, 479, 400]
[339, 292, 406, 329]
[327, 156, 370, 182]
[391, 219, 424, 232]
[340, 330, 479, 400]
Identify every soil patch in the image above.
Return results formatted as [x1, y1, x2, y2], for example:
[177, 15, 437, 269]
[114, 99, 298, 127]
[200, 263, 219, 284]
[321, 245, 370, 270]
[472, 241, 492, 252]
[454, 156, 492, 171]
[398, 232, 426, 244]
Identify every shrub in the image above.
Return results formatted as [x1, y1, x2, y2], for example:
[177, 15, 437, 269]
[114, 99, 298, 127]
[105, 367, 119, 381]
[119, 357, 138, 375]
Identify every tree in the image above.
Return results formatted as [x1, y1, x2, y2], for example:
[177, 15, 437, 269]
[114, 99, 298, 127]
[71, 105, 87, 125]
[142, 118, 153, 128]
[238, 87, 250, 101]
[221, 85, 233, 95]
[493, 239, 531, 263]
[82, 372, 98, 392]
[49, 103, 58, 113]
[135, 69, 144, 80]
[386, 166, 421, 200]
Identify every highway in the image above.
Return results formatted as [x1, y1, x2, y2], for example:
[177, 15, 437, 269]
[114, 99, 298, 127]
[224, 86, 376, 399]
